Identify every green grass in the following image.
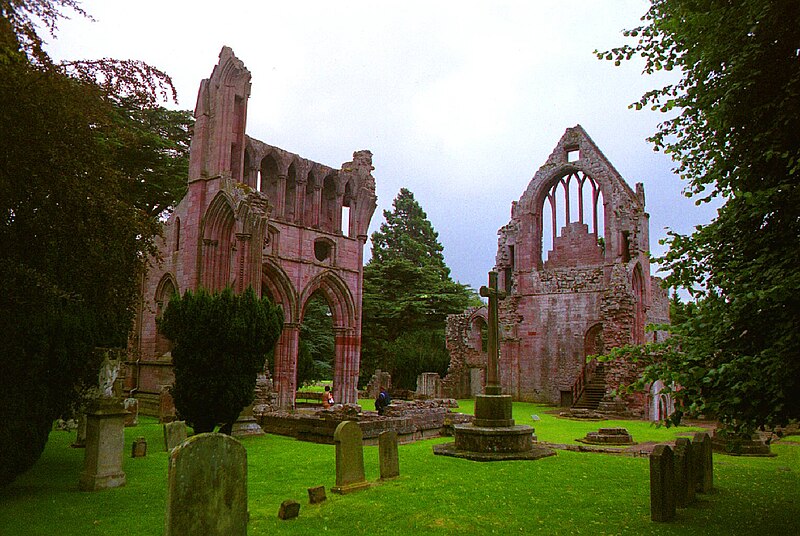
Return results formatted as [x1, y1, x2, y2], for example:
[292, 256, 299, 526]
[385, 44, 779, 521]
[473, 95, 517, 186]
[1, 403, 799, 535]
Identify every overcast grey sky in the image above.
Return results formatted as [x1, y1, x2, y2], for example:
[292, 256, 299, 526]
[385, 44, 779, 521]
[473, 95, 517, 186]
[48, 0, 717, 292]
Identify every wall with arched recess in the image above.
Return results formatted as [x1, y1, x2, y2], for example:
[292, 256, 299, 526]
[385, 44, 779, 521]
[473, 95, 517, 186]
[446, 126, 669, 416]
[130, 47, 376, 414]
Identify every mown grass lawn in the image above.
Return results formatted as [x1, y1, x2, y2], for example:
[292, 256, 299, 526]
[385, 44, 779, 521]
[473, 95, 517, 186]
[1, 402, 798, 535]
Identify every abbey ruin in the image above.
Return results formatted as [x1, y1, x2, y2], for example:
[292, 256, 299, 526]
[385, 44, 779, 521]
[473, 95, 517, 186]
[127, 48, 377, 412]
[445, 126, 670, 417]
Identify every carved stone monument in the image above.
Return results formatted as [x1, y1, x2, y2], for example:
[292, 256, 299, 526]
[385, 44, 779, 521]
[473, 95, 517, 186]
[434, 272, 555, 461]
[78, 398, 127, 491]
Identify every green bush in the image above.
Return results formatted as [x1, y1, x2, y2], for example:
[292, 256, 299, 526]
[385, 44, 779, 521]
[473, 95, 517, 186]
[158, 287, 283, 433]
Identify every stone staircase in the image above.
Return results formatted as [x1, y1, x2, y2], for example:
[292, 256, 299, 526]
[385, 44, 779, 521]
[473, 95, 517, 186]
[572, 362, 607, 410]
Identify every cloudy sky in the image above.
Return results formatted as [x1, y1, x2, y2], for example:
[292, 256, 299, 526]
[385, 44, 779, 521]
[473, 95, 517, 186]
[47, 0, 717, 292]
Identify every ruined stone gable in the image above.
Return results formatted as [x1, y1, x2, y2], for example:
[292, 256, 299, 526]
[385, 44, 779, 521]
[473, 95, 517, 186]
[445, 126, 668, 415]
[128, 47, 377, 413]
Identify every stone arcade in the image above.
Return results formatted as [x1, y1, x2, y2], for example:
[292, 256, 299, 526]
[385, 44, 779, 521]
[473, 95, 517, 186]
[444, 126, 670, 416]
[127, 47, 377, 412]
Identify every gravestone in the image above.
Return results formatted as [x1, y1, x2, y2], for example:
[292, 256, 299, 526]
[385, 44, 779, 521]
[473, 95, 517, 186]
[71, 412, 87, 448]
[693, 432, 713, 493]
[164, 420, 188, 452]
[159, 385, 177, 423]
[674, 438, 695, 504]
[78, 399, 127, 491]
[331, 421, 370, 494]
[649, 444, 675, 522]
[278, 500, 300, 520]
[165, 433, 247, 536]
[123, 397, 139, 427]
[379, 430, 400, 480]
[672, 439, 690, 508]
[378, 430, 400, 480]
[131, 437, 148, 458]
[307, 485, 327, 504]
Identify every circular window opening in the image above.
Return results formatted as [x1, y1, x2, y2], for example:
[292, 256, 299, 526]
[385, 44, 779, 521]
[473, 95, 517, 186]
[314, 239, 332, 262]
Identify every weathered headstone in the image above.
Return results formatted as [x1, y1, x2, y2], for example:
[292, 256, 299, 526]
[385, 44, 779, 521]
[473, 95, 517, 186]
[78, 399, 127, 491]
[379, 430, 400, 480]
[71, 412, 87, 448]
[123, 397, 139, 427]
[331, 421, 370, 494]
[672, 439, 690, 508]
[131, 436, 148, 458]
[693, 432, 713, 493]
[308, 485, 327, 504]
[164, 420, 188, 452]
[159, 385, 177, 423]
[278, 500, 300, 520]
[675, 437, 697, 506]
[165, 433, 247, 536]
[649, 444, 675, 522]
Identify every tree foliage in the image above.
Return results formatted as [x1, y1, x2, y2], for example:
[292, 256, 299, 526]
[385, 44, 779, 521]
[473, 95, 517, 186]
[598, 0, 800, 433]
[0, 0, 191, 485]
[158, 287, 283, 434]
[297, 293, 335, 387]
[361, 189, 479, 390]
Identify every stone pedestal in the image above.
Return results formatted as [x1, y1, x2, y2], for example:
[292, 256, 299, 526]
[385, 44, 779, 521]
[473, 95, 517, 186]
[473, 394, 515, 427]
[79, 399, 127, 491]
[231, 403, 265, 437]
[434, 393, 555, 461]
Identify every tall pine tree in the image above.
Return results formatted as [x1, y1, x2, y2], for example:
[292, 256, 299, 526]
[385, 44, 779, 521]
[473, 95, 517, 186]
[361, 189, 479, 390]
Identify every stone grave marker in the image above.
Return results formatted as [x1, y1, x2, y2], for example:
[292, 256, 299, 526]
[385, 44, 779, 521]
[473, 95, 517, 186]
[78, 399, 127, 491]
[693, 432, 713, 493]
[331, 421, 370, 494]
[131, 437, 148, 458]
[159, 385, 177, 423]
[673, 437, 697, 506]
[71, 412, 87, 448]
[123, 397, 139, 427]
[379, 430, 400, 480]
[649, 444, 675, 522]
[165, 433, 247, 536]
[672, 439, 690, 508]
[164, 420, 188, 452]
[308, 485, 327, 504]
[278, 499, 301, 520]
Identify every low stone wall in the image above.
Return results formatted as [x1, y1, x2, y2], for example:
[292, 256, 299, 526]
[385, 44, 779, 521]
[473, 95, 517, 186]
[260, 400, 472, 445]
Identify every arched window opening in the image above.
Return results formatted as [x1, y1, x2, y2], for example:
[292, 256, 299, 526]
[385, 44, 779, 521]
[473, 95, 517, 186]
[174, 217, 181, 252]
[341, 181, 353, 237]
[259, 154, 280, 205]
[155, 276, 177, 357]
[296, 292, 335, 393]
[469, 316, 488, 353]
[304, 171, 317, 227]
[632, 265, 646, 344]
[321, 173, 338, 233]
[540, 171, 604, 265]
[285, 163, 298, 223]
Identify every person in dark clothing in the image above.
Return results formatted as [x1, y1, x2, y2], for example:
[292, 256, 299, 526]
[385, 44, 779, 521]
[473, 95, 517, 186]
[375, 387, 391, 416]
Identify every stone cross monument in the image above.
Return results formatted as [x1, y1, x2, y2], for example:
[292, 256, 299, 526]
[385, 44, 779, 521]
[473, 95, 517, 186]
[432, 270, 555, 461]
[479, 271, 506, 396]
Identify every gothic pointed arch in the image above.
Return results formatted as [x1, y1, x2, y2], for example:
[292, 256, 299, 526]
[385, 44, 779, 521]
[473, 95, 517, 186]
[201, 191, 236, 291]
[262, 259, 298, 324]
[632, 263, 646, 344]
[299, 270, 355, 329]
[154, 273, 179, 356]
